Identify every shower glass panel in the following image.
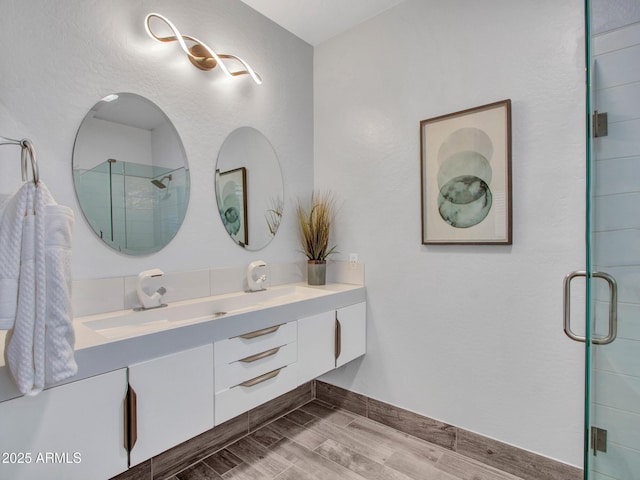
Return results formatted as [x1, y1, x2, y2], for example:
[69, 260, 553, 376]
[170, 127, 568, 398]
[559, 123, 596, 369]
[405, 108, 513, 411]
[586, 1, 640, 478]
[73, 159, 188, 255]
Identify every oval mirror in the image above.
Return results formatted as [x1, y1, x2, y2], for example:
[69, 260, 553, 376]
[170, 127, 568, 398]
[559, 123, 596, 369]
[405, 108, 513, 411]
[72, 93, 190, 255]
[215, 127, 283, 250]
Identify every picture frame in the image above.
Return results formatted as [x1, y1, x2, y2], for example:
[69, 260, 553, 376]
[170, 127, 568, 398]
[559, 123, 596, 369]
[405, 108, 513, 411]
[216, 167, 248, 247]
[420, 99, 512, 245]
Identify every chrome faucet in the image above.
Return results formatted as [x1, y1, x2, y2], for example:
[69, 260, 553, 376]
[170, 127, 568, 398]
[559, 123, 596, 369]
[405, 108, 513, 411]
[247, 260, 268, 292]
[136, 268, 167, 309]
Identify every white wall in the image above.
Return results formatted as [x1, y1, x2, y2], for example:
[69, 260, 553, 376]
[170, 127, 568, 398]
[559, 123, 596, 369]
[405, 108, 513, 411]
[315, 0, 586, 467]
[0, 0, 313, 278]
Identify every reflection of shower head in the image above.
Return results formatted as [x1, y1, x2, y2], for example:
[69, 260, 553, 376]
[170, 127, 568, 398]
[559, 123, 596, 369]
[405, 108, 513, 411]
[151, 175, 172, 189]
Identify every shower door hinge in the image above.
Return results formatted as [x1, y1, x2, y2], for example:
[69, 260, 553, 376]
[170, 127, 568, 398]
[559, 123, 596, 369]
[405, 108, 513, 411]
[593, 111, 608, 137]
[591, 426, 607, 456]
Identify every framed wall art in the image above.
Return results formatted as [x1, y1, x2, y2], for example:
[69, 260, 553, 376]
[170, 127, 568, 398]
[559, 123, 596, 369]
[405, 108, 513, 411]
[420, 99, 512, 245]
[216, 167, 248, 247]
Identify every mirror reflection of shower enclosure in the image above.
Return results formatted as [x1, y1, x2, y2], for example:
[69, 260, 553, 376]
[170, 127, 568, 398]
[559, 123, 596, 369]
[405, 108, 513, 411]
[72, 93, 190, 255]
[74, 158, 187, 254]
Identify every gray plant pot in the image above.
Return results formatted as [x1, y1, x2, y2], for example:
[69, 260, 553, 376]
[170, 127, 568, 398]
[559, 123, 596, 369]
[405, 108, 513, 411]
[307, 260, 327, 286]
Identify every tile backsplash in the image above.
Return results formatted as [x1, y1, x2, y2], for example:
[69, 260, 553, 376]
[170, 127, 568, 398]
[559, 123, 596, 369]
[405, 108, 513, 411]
[72, 260, 364, 317]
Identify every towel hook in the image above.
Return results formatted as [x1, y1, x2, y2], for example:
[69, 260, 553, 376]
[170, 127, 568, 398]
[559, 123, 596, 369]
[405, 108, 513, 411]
[20, 139, 39, 185]
[0, 135, 39, 185]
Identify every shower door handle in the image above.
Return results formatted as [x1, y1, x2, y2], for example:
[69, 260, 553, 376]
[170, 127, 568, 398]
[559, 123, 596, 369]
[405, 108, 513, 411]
[563, 270, 618, 345]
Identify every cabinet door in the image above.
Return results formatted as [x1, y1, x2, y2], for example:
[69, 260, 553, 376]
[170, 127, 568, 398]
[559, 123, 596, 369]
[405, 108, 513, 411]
[336, 302, 367, 368]
[128, 344, 214, 466]
[297, 310, 336, 384]
[0, 369, 128, 480]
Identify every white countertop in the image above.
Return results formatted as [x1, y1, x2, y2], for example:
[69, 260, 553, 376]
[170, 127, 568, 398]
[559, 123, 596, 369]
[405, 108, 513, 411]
[0, 282, 365, 402]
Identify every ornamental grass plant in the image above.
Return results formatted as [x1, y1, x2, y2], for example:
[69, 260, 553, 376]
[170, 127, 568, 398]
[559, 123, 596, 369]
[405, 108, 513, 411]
[296, 191, 337, 261]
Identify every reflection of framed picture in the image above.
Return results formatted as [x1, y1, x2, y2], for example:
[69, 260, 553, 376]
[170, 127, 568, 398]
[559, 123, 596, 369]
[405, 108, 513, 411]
[217, 167, 248, 247]
[420, 99, 512, 245]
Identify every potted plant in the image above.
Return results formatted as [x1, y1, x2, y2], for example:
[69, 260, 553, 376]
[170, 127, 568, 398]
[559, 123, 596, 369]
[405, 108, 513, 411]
[296, 191, 337, 285]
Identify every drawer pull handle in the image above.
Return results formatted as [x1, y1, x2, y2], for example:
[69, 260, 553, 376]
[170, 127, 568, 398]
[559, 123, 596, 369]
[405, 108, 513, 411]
[239, 324, 281, 340]
[238, 367, 283, 387]
[335, 317, 342, 367]
[239, 347, 281, 363]
[125, 384, 138, 454]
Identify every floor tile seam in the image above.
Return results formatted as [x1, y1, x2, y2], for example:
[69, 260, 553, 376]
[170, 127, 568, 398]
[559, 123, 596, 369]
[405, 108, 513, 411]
[155, 458, 207, 480]
[248, 403, 312, 433]
[430, 446, 532, 480]
[271, 464, 297, 480]
[297, 402, 422, 459]
[157, 433, 248, 480]
[231, 434, 294, 473]
[157, 396, 309, 480]
[249, 425, 286, 449]
[315, 438, 425, 480]
[330, 402, 455, 456]
[274, 414, 331, 448]
[346, 420, 450, 465]
[248, 397, 317, 434]
[293, 406, 370, 444]
[211, 460, 241, 479]
[307, 417, 405, 470]
[171, 459, 221, 480]
[197, 460, 222, 479]
[306, 398, 367, 424]
[310, 438, 377, 480]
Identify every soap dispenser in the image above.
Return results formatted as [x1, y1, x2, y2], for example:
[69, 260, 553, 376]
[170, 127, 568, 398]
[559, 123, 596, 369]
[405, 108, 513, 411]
[137, 268, 167, 309]
[247, 260, 268, 292]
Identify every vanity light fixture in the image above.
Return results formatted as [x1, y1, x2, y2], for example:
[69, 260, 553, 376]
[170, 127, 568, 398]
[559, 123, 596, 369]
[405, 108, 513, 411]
[144, 13, 262, 85]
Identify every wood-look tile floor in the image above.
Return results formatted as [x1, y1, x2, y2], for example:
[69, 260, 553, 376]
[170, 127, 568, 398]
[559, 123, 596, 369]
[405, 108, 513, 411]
[168, 400, 524, 480]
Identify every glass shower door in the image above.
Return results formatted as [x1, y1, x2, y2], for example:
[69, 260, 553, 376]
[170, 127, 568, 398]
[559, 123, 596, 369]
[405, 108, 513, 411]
[584, 2, 640, 478]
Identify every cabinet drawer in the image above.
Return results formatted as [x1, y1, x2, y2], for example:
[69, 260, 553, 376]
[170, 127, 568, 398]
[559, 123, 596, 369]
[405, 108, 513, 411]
[215, 342, 296, 393]
[214, 321, 296, 365]
[215, 363, 298, 425]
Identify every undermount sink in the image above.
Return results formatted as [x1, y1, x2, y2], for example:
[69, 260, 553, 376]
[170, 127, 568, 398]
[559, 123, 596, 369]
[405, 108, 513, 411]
[79, 284, 332, 341]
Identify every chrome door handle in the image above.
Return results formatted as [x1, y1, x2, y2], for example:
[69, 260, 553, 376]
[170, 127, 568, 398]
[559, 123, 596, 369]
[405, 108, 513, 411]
[563, 270, 617, 345]
[592, 271, 617, 345]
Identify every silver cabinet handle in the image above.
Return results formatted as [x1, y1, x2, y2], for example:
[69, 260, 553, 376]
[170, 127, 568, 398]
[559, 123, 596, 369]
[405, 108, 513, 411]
[238, 324, 281, 340]
[125, 384, 138, 455]
[239, 347, 280, 363]
[335, 317, 342, 367]
[563, 270, 617, 345]
[237, 367, 283, 387]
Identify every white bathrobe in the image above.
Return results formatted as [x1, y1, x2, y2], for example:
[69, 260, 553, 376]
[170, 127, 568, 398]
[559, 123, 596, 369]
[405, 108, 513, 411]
[1, 181, 77, 395]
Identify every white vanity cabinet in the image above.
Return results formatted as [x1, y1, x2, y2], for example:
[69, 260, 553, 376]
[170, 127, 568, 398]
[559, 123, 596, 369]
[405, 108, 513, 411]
[335, 302, 367, 367]
[0, 369, 128, 480]
[297, 302, 367, 384]
[297, 310, 336, 383]
[214, 321, 298, 425]
[127, 344, 214, 466]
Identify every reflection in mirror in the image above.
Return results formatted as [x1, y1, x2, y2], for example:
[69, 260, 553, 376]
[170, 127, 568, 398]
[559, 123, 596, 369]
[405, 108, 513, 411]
[72, 93, 190, 255]
[215, 127, 283, 250]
